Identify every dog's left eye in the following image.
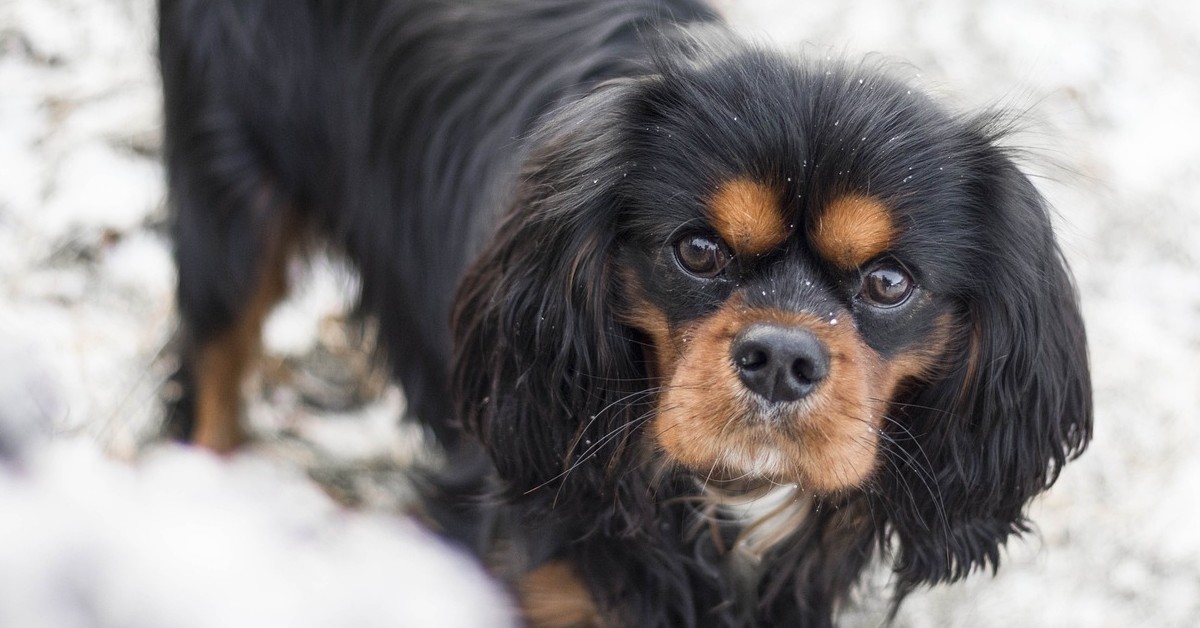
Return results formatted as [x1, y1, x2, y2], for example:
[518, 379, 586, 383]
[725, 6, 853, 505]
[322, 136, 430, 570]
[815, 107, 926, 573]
[860, 262, 914, 308]
[674, 234, 731, 278]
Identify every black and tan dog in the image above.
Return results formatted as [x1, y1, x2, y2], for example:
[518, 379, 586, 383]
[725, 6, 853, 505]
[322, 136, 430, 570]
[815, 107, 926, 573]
[159, 1, 1092, 625]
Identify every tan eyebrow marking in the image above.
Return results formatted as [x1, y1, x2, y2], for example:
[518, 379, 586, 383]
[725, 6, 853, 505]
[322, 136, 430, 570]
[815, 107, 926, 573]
[707, 178, 789, 258]
[810, 194, 896, 269]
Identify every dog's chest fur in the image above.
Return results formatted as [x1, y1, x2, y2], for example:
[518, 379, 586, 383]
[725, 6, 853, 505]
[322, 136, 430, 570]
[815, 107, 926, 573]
[697, 484, 811, 582]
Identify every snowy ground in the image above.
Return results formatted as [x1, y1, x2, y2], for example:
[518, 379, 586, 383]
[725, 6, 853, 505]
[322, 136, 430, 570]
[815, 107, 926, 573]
[1, 0, 1198, 626]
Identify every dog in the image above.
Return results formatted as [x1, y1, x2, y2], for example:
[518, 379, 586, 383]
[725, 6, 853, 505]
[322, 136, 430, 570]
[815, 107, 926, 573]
[159, 0, 1093, 625]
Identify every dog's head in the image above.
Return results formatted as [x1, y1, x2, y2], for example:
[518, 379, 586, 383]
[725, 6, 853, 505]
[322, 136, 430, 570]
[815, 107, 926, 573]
[452, 39, 1091, 590]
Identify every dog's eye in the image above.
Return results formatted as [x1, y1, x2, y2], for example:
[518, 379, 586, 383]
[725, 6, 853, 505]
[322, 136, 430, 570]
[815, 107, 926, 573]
[861, 262, 914, 307]
[674, 234, 731, 278]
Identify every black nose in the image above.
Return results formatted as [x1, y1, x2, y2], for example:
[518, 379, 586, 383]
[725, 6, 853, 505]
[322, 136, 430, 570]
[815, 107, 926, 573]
[731, 324, 830, 403]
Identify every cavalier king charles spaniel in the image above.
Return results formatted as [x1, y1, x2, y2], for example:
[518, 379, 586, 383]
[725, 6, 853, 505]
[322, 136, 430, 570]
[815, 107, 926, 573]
[159, 0, 1092, 625]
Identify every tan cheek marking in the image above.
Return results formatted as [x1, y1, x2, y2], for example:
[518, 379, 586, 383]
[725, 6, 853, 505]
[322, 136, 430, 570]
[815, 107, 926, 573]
[617, 269, 677, 384]
[774, 310, 885, 491]
[624, 300, 675, 385]
[707, 178, 788, 257]
[811, 194, 896, 269]
[651, 296, 748, 475]
[520, 561, 605, 628]
[652, 302, 890, 492]
[881, 313, 957, 396]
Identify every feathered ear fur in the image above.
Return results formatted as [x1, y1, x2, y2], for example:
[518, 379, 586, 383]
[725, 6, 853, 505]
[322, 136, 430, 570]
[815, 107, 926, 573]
[451, 82, 652, 528]
[881, 134, 1093, 596]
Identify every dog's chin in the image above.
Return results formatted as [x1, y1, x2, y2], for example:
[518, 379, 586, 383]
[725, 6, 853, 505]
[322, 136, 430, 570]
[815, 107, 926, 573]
[653, 413, 882, 494]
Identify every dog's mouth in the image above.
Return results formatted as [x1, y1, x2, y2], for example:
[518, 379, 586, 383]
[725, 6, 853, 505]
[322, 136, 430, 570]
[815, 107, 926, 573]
[648, 310, 878, 491]
[636, 297, 943, 494]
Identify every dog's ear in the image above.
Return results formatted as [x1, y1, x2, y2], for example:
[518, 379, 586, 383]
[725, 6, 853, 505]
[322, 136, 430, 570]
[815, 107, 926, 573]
[452, 81, 651, 525]
[881, 138, 1092, 596]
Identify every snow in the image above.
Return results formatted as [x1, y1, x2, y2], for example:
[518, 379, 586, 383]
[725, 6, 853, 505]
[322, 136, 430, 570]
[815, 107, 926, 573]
[2, 0, 1199, 626]
[262, 256, 360, 359]
[0, 440, 515, 628]
[42, 140, 162, 239]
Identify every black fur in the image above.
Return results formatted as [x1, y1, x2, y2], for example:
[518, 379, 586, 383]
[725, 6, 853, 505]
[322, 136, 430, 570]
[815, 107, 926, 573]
[160, 1, 1091, 626]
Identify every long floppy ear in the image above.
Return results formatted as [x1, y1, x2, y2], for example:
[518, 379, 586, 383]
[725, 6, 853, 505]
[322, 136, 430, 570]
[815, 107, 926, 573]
[451, 82, 652, 526]
[882, 138, 1093, 595]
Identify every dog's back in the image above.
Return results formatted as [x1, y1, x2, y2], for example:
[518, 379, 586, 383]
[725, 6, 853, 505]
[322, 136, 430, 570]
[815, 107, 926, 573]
[159, 0, 714, 452]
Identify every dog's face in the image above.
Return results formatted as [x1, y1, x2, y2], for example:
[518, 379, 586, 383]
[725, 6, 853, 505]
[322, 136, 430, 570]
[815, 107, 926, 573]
[454, 40, 1090, 589]
[607, 56, 988, 493]
[619, 180, 953, 492]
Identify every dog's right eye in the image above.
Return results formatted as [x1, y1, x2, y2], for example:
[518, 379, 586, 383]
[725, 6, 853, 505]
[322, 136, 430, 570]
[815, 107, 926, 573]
[860, 261, 915, 308]
[674, 234, 731, 278]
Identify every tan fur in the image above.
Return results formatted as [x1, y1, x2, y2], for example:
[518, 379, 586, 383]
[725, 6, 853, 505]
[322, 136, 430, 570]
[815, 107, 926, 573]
[810, 195, 895, 269]
[192, 209, 299, 453]
[707, 179, 789, 258]
[520, 561, 605, 628]
[618, 277, 675, 385]
[650, 301, 949, 493]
